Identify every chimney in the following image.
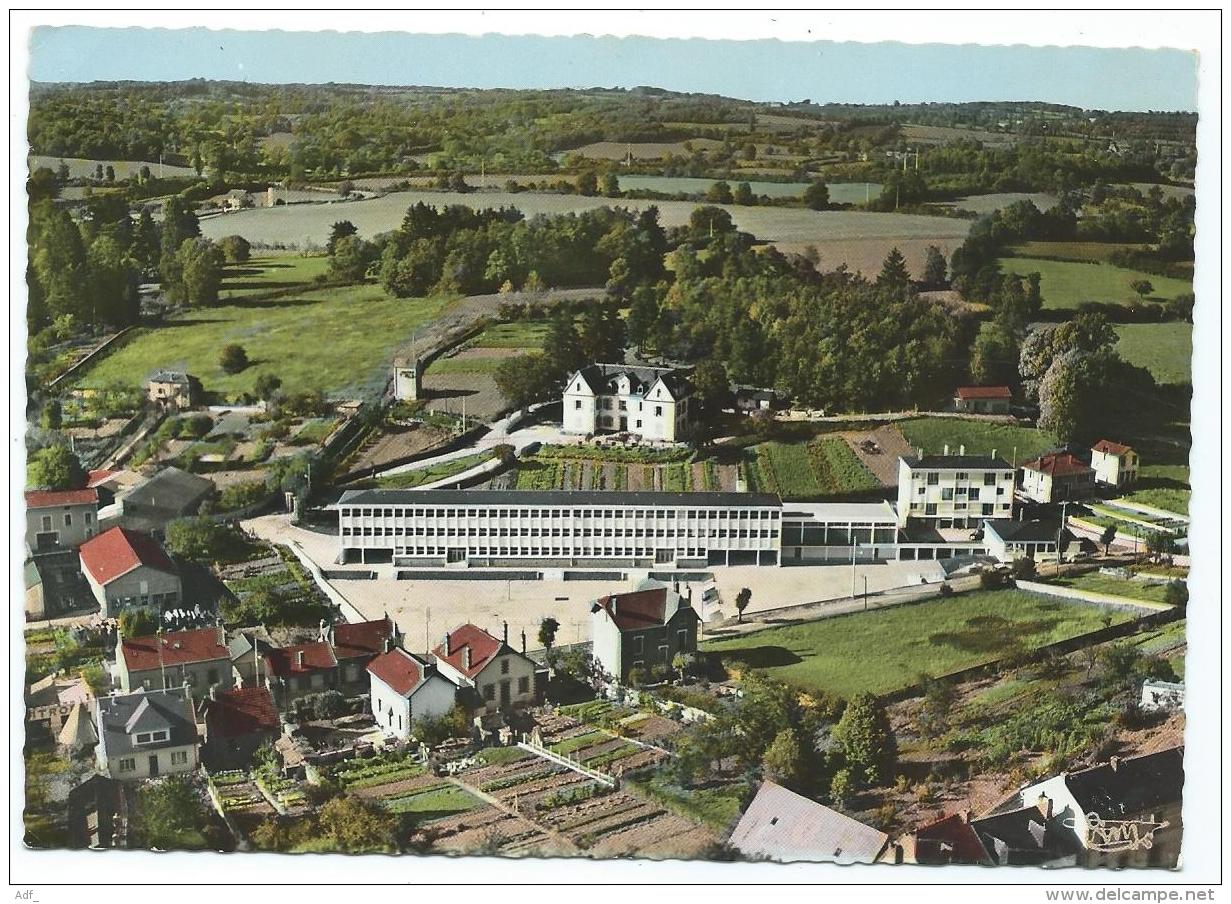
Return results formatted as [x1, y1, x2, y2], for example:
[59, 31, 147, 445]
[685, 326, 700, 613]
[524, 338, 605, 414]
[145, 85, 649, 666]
[209, 684, 218, 701]
[1035, 794, 1053, 820]
[443, 631, 451, 655]
[521, 630, 527, 654]
[296, 650, 305, 669]
[319, 618, 327, 641]
[463, 647, 471, 671]
[216, 622, 225, 648]
[328, 625, 336, 646]
[503, 621, 508, 644]
[1110, 756, 1121, 772]
[943, 444, 950, 456]
[611, 595, 618, 615]
[960, 808, 971, 825]
[959, 444, 966, 456]
[384, 636, 394, 654]
[992, 448, 997, 461]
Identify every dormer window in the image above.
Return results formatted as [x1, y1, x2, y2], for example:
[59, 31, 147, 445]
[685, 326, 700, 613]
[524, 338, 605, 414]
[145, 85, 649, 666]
[134, 729, 169, 745]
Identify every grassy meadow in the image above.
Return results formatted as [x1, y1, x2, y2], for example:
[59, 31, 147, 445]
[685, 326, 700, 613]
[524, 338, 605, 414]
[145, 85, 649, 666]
[1114, 322, 1193, 386]
[896, 417, 1059, 463]
[701, 590, 1135, 699]
[997, 256, 1192, 311]
[76, 284, 450, 401]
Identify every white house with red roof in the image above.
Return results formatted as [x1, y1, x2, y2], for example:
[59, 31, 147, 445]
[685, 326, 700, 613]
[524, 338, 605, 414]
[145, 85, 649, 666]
[24, 487, 99, 553]
[117, 625, 233, 694]
[431, 623, 537, 713]
[367, 647, 458, 739]
[1090, 440, 1140, 490]
[953, 385, 1012, 414]
[79, 527, 181, 616]
[1019, 451, 1096, 504]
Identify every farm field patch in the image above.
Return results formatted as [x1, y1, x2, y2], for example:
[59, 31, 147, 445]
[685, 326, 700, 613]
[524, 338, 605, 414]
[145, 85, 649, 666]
[700, 590, 1134, 699]
[73, 285, 450, 401]
[28, 154, 198, 180]
[997, 256, 1192, 311]
[896, 417, 1058, 463]
[745, 436, 879, 500]
[1113, 322, 1193, 386]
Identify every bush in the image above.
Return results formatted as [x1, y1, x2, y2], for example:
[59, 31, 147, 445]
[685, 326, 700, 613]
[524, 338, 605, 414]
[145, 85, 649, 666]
[218, 480, 268, 512]
[220, 344, 249, 374]
[1011, 557, 1038, 580]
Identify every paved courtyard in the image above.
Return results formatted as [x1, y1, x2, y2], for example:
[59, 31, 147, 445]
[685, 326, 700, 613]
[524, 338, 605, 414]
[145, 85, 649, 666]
[243, 513, 947, 653]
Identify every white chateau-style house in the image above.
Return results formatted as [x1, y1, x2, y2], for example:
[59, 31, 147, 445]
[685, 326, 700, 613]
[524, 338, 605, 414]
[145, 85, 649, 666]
[562, 364, 693, 443]
[366, 647, 458, 740]
[1090, 440, 1140, 490]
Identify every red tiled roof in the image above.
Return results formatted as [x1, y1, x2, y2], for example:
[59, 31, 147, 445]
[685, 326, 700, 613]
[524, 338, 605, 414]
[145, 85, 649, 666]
[79, 527, 176, 586]
[1021, 452, 1093, 478]
[121, 627, 229, 672]
[955, 385, 1011, 400]
[914, 812, 991, 865]
[86, 469, 118, 488]
[265, 641, 337, 679]
[1092, 439, 1134, 457]
[332, 618, 394, 661]
[367, 648, 428, 696]
[594, 587, 670, 631]
[206, 687, 279, 739]
[432, 624, 503, 680]
[25, 487, 98, 508]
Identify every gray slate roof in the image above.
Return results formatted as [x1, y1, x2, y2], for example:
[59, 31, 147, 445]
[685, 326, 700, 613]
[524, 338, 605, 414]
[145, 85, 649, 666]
[95, 687, 197, 759]
[728, 781, 888, 864]
[902, 454, 1012, 470]
[121, 466, 214, 515]
[338, 489, 781, 508]
[572, 363, 692, 400]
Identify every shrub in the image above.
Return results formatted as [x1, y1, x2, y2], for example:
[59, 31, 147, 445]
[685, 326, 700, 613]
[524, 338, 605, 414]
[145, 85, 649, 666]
[220, 344, 249, 374]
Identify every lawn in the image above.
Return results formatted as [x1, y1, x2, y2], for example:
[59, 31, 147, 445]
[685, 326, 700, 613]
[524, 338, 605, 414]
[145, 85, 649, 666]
[997, 256, 1192, 311]
[467, 321, 552, 348]
[1048, 572, 1179, 605]
[380, 783, 484, 819]
[1113, 322, 1193, 386]
[426, 356, 508, 376]
[700, 590, 1135, 698]
[1123, 463, 1190, 516]
[75, 285, 451, 401]
[896, 417, 1058, 463]
[748, 436, 878, 500]
[218, 254, 331, 299]
[354, 450, 496, 490]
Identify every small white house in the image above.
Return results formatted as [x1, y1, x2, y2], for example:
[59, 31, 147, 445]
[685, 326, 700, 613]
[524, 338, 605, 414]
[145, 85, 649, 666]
[366, 647, 457, 740]
[1091, 440, 1140, 489]
[94, 687, 199, 781]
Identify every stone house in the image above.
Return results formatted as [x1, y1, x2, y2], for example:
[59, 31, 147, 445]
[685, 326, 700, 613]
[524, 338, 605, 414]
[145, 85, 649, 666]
[589, 580, 699, 684]
[116, 625, 233, 694]
[25, 488, 100, 553]
[201, 686, 280, 770]
[78, 527, 182, 616]
[146, 370, 202, 410]
[431, 623, 537, 714]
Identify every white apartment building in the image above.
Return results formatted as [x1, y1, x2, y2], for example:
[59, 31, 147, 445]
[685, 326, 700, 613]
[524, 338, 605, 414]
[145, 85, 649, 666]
[896, 449, 1016, 529]
[336, 489, 783, 568]
[562, 364, 693, 443]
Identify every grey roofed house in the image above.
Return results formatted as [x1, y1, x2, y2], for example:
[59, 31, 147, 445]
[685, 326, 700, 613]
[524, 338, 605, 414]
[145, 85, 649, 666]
[94, 686, 197, 760]
[1063, 747, 1185, 822]
[572, 363, 693, 400]
[971, 803, 1076, 866]
[728, 780, 889, 864]
[113, 466, 214, 535]
[336, 488, 780, 509]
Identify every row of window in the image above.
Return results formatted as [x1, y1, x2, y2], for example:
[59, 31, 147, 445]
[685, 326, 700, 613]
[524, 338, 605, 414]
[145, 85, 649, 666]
[342, 507, 780, 521]
[396, 546, 733, 558]
[920, 471, 1014, 486]
[344, 526, 779, 540]
[116, 749, 189, 772]
[39, 510, 93, 530]
[911, 502, 1011, 516]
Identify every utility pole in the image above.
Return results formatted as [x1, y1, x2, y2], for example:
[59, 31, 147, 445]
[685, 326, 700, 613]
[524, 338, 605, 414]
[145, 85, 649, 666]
[1057, 500, 1069, 574]
[863, 575, 869, 611]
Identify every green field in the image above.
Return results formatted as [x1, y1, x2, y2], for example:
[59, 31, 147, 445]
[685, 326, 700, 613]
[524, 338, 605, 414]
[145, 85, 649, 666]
[897, 417, 1058, 463]
[379, 783, 484, 819]
[747, 436, 878, 500]
[1114, 322, 1193, 386]
[1048, 572, 1178, 605]
[425, 356, 509, 376]
[218, 255, 331, 299]
[701, 590, 1134, 698]
[75, 285, 450, 401]
[467, 321, 552, 348]
[997, 257, 1191, 311]
[1123, 463, 1191, 516]
[355, 450, 495, 490]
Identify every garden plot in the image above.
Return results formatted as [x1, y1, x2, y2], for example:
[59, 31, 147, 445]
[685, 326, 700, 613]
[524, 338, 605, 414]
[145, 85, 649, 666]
[414, 804, 566, 857]
[513, 447, 739, 494]
[745, 435, 880, 499]
[209, 770, 277, 836]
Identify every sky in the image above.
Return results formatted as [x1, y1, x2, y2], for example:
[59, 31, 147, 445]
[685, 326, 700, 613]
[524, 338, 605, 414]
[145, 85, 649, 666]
[28, 27, 1198, 112]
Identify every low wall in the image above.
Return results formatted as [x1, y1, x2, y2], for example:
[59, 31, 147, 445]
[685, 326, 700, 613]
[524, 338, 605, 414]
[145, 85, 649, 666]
[1015, 578, 1172, 612]
[284, 540, 367, 625]
[45, 327, 136, 392]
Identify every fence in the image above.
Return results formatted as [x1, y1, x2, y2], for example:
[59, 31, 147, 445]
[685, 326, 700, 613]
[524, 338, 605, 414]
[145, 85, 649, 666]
[516, 737, 618, 788]
[283, 540, 367, 625]
[44, 326, 136, 392]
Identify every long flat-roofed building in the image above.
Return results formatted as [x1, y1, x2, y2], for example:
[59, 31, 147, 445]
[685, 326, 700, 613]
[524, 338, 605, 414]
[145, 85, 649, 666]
[779, 501, 900, 564]
[336, 489, 783, 568]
